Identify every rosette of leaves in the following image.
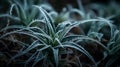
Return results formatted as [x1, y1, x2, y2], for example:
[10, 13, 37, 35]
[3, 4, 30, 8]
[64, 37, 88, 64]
[0, 0, 53, 26]
[0, 6, 108, 67]
[99, 29, 120, 67]
[86, 17, 120, 67]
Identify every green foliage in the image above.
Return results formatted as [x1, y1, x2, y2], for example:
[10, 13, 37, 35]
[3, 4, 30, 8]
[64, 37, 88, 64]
[0, 0, 51, 26]
[0, 0, 120, 67]
[1, 6, 106, 67]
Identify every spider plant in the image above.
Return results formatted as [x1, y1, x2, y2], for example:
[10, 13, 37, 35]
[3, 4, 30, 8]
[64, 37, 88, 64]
[98, 28, 120, 67]
[105, 29, 120, 66]
[86, 16, 120, 67]
[0, 6, 109, 67]
[0, 0, 119, 67]
[0, 0, 53, 44]
[0, 0, 52, 26]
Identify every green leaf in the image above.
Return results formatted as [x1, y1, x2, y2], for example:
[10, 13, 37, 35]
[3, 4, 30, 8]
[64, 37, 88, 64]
[34, 5, 55, 35]
[52, 48, 59, 67]
[0, 14, 20, 22]
[57, 42, 97, 66]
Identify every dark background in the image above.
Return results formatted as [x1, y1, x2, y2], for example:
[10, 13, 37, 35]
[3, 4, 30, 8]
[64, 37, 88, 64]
[0, 0, 120, 13]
